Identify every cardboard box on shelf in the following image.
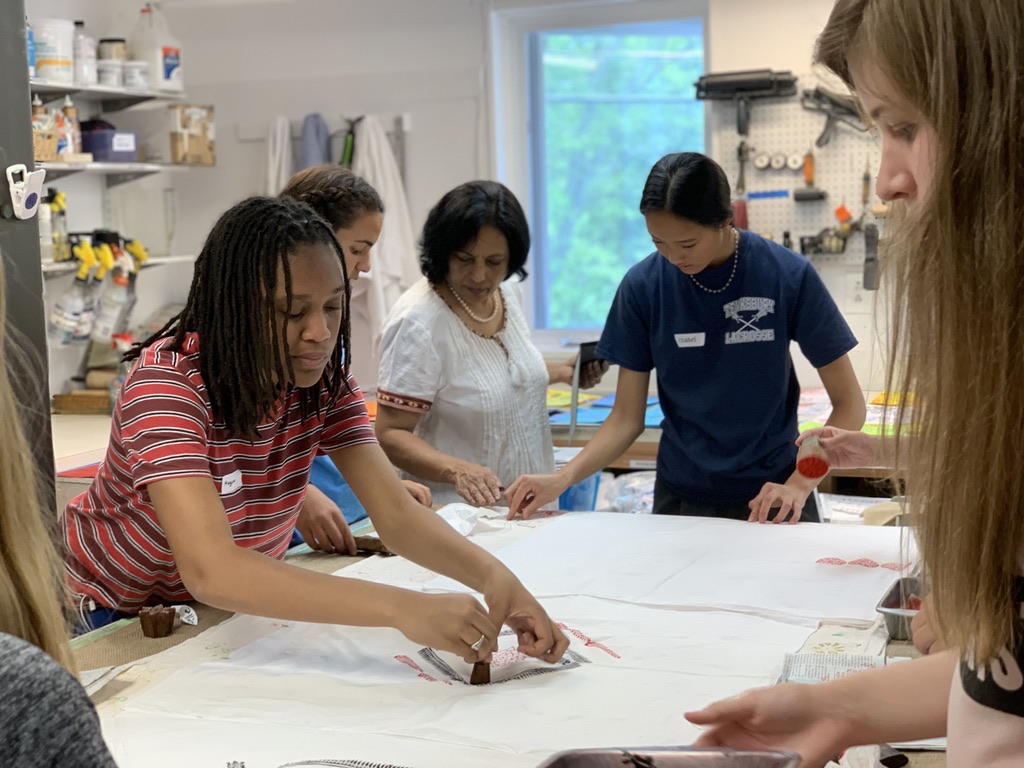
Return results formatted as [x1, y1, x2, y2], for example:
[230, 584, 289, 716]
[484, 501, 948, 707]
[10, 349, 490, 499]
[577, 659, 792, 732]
[115, 104, 215, 166]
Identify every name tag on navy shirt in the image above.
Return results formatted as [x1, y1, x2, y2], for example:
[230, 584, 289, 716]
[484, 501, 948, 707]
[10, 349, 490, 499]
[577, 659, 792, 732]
[674, 332, 706, 348]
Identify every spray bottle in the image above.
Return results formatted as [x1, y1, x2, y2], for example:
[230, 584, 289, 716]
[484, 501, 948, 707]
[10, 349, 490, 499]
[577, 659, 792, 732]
[123, 237, 149, 326]
[70, 240, 100, 342]
[49, 262, 91, 347]
[91, 232, 131, 341]
[86, 233, 116, 313]
[91, 268, 131, 347]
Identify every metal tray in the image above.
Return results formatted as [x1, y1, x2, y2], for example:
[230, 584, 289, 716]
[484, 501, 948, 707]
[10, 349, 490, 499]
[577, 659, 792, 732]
[535, 747, 800, 768]
[876, 576, 922, 641]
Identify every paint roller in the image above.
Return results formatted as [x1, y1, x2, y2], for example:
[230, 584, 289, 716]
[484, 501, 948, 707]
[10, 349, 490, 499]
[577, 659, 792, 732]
[694, 69, 798, 135]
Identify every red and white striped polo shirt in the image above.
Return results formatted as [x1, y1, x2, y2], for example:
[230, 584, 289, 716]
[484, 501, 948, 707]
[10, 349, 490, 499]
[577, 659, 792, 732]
[62, 332, 376, 613]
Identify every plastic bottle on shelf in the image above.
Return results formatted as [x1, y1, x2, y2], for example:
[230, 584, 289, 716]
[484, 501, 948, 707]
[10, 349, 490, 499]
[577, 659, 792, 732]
[26, 17, 36, 78]
[49, 267, 90, 347]
[37, 194, 54, 262]
[129, 3, 184, 92]
[71, 241, 99, 341]
[91, 270, 131, 345]
[73, 20, 98, 86]
[31, 94, 48, 128]
[61, 96, 82, 155]
[85, 236, 115, 329]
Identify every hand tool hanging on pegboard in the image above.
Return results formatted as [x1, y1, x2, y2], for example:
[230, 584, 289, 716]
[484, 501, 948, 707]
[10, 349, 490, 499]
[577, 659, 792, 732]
[800, 85, 868, 147]
[695, 69, 798, 197]
[695, 69, 799, 135]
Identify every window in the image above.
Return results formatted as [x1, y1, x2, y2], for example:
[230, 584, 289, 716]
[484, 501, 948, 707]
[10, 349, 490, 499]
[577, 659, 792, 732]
[491, 2, 707, 342]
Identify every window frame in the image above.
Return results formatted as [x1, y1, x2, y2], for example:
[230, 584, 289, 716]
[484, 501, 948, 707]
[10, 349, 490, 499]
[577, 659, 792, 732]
[489, 0, 710, 351]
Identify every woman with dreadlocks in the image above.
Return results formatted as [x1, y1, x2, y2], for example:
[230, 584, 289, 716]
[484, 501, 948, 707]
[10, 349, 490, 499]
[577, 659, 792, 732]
[61, 196, 569, 665]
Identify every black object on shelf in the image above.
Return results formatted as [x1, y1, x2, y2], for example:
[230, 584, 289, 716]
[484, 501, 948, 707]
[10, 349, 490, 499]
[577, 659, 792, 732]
[694, 69, 798, 135]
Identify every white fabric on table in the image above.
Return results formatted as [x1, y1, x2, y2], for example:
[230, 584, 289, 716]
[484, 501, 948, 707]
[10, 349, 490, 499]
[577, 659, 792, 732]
[105, 597, 812, 767]
[98, 515, 913, 767]
[418, 513, 913, 625]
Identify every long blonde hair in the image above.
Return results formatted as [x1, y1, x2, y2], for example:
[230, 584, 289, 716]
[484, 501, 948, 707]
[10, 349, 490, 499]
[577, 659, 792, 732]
[0, 259, 75, 670]
[817, 0, 1024, 660]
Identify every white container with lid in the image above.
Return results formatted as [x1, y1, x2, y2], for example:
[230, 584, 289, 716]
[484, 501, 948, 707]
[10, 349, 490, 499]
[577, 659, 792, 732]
[97, 58, 124, 88]
[123, 60, 149, 89]
[98, 37, 127, 60]
[34, 18, 74, 84]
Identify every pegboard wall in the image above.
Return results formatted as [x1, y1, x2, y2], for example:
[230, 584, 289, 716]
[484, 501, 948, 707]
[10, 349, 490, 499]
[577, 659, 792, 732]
[706, 73, 892, 392]
[708, 72, 883, 267]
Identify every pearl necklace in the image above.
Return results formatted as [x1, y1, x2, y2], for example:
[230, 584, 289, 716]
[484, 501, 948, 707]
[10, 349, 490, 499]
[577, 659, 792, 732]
[445, 280, 501, 323]
[689, 227, 740, 294]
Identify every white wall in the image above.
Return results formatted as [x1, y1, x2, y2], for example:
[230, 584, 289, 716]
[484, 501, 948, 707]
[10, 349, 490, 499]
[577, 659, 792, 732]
[163, 0, 488, 257]
[708, 0, 833, 72]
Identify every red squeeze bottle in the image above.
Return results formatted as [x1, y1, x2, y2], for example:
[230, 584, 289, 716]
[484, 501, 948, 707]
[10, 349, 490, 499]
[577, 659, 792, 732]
[796, 435, 830, 479]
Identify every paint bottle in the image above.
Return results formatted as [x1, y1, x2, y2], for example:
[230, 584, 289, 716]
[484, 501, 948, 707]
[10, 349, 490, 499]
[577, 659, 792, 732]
[796, 435, 830, 479]
[61, 96, 82, 155]
[31, 94, 48, 125]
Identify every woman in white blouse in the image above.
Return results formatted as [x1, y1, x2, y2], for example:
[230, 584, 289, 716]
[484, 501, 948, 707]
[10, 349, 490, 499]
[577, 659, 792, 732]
[375, 181, 606, 507]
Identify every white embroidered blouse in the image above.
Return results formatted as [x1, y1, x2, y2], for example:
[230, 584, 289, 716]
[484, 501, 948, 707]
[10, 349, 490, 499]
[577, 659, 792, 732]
[377, 277, 554, 505]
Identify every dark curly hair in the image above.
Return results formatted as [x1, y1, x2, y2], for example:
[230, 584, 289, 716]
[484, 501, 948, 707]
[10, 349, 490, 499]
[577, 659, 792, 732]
[126, 196, 352, 439]
[279, 165, 384, 230]
[419, 180, 529, 284]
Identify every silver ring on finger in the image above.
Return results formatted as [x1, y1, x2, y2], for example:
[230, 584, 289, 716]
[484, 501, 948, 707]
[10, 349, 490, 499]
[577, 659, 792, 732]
[470, 633, 486, 652]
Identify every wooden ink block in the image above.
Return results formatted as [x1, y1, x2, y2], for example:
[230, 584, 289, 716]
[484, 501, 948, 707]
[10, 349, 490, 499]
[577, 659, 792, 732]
[138, 605, 175, 638]
[353, 535, 394, 556]
[470, 661, 491, 685]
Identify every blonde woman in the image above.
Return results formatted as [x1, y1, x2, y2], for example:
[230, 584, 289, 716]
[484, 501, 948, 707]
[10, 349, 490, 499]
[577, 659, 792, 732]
[0, 262, 115, 764]
[686, 1, 1024, 765]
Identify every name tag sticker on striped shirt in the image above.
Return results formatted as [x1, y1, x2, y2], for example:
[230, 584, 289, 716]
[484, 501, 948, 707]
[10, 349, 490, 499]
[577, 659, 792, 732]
[220, 469, 243, 495]
[675, 332, 706, 348]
